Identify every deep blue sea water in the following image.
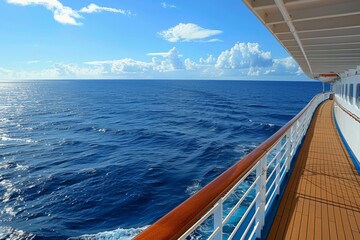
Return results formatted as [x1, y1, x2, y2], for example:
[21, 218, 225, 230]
[0, 80, 324, 239]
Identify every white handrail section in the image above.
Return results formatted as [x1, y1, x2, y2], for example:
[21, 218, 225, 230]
[178, 92, 330, 240]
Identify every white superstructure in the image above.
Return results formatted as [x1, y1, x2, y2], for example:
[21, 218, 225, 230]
[242, 0, 360, 81]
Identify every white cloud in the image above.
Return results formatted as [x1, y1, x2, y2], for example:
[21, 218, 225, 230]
[161, 2, 176, 9]
[215, 42, 273, 69]
[265, 57, 302, 76]
[159, 23, 222, 42]
[184, 58, 198, 70]
[7, 0, 82, 25]
[0, 66, 60, 79]
[0, 63, 107, 80]
[79, 3, 132, 15]
[86, 59, 151, 74]
[7, 1, 132, 25]
[86, 48, 185, 74]
[16, 68, 60, 79]
[296, 67, 303, 75]
[247, 67, 260, 76]
[110, 59, 151, 74]
[55, 63, 105, 76]
[1, 43, 306, 80]
[200, 55, 216, 65]
[148, 47, 184, 71]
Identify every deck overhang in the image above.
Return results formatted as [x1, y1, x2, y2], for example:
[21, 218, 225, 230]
[242, 0, 360, 82]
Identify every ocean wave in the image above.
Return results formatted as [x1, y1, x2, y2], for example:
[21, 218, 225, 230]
[0, 135, 37, 143]
[234, 144, 258, 155]
[0, 226, 34, 240]
[79, 168, 97, 175]
[0, 179, 21, 203]
[68, 226, 149, 240]
[245, 104, 269, 109]
[185, 179, 202, 196]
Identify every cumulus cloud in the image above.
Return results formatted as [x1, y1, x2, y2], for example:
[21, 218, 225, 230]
[148, 47, 184, 71]
[7, 0, 82, 25]
[215, 42, 273, 69]
[1, 43, 305, 80]
[265, 57, 303, 76]
[184, 58, 199, 70]
[110, 59, 151, 74]
[86, 59, 151, 74]
[161, 2, 176, 9]
[54, 63, 105, 76]
[159, 23, 222, 42]
[200, 55, 216, 65]
[85, 47, 185, 74]
[79, 3, 132, 15]
[7, 0, 132, 25]
[0, 63, 108, 80]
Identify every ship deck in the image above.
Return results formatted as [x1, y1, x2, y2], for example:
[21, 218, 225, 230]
[267, 100, 360, 239]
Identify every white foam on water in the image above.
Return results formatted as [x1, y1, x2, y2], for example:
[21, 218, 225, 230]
[15, 163, 29, 171]
[0, 179, 21, 203]
[79, 168, 97, 174]
[0, 226, 35, 240]
[92, 127, 107, 133]
[68, 226, 149, 240]
[234, 144, 257, 155]
[185, 180, 202, 196]
[0, 134, 37, 143]
[0, 162, 12, 170]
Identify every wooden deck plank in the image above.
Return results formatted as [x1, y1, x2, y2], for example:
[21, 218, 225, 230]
[329, 221, 338, 240]
[267, 100, 360, 239]
[307, 204, 315, 240]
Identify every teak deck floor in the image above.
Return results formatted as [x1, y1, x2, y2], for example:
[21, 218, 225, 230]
[267, 100, 360, 240]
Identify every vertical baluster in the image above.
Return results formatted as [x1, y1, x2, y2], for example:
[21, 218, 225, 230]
[285, 132, 291, 172]
[275, 142, 281, 195]
[290, 126, 295, 158]
[255, 155, 267, 238]
[214, 199, 223, 240]
[295, 120, 300, 146]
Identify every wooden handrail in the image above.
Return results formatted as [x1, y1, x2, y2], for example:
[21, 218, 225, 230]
[135, 93, 325, 240]
[334, 99, 360, 123]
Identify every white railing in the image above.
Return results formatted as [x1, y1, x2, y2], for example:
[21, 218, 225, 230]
[178, 92, 330, 240]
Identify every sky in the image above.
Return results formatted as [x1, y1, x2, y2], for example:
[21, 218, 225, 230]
[0, 0, 309, 80]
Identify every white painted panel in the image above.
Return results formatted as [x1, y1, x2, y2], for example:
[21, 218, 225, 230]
[334, 100, 360, 164]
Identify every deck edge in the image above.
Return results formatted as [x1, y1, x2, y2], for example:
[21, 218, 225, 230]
[261, 100, 327, 239]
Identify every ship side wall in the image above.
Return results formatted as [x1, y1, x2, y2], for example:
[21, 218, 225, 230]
[333, 75, 360, 169]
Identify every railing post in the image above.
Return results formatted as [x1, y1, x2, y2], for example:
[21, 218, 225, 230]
[214, 199, 223, 240]
[275, 143, 281, 195]
[296, 119, 301, 149]
[285, 132, 291, 172]
[255, 155, 267, 238]
[289, 126, 294, 158]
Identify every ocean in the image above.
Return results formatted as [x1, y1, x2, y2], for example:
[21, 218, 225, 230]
[0, 80, 324, 239]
